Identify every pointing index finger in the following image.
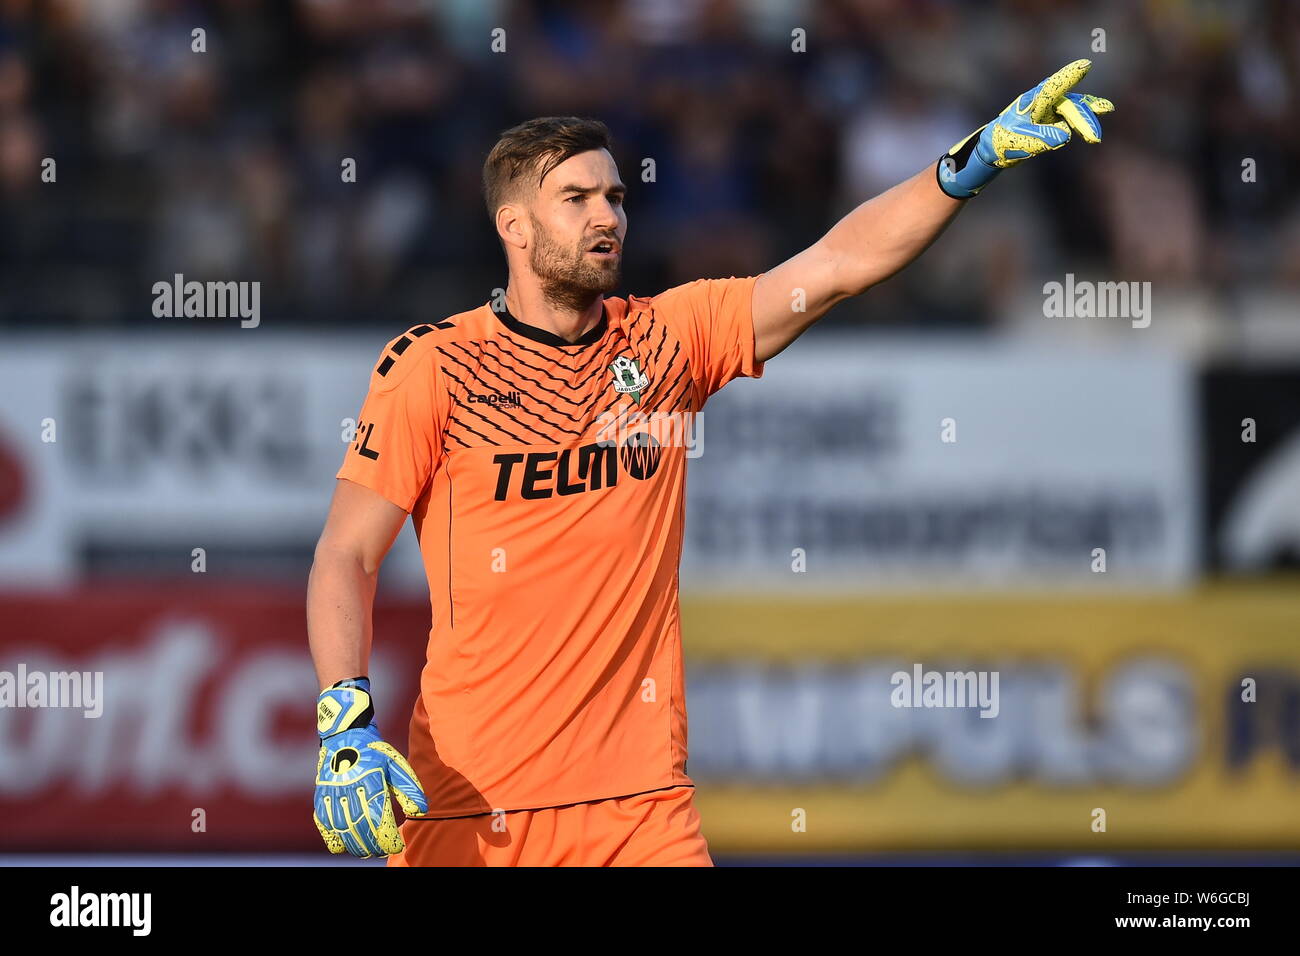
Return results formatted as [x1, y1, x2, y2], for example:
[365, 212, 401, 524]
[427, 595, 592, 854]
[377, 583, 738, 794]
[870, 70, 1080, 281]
[1029, 58, 1092, 123]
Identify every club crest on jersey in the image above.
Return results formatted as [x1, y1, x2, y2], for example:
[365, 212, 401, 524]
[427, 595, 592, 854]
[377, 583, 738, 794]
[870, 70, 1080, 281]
[608, 356, 649, 404]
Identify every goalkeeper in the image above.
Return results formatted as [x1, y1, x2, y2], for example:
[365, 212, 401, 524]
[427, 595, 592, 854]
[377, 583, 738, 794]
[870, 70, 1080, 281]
[309, 59, 1112, 864]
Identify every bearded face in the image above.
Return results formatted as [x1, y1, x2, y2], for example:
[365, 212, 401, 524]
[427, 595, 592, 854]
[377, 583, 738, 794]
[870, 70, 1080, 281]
[528, 208, 622, 312]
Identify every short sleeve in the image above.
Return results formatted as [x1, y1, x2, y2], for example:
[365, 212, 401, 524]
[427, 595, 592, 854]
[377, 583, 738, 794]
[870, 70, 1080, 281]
[336, 334, 445, 513]
[650, 275, 765, 404]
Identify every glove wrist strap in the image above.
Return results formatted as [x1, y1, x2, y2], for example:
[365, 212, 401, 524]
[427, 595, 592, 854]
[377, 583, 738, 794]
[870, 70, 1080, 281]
[317, 675, 375, 738]
[936, 125, 1000, 199]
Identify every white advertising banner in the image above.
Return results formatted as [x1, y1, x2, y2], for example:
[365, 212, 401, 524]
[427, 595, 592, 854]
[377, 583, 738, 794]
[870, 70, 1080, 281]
[0, 333, 428, 589]
[681, 337, 1198, 591]
[0, 334, 1197, 591]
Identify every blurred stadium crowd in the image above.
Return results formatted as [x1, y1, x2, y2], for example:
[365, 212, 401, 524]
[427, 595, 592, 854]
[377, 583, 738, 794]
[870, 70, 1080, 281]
[0, 0, 1296, 331]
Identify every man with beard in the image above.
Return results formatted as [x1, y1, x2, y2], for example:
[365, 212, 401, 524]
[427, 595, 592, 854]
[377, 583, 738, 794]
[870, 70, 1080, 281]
[309, 63, 1112, 866]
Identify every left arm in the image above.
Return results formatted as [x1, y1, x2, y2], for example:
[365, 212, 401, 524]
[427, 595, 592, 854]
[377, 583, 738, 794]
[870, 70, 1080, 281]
[752, 58, 1115, 363]
[753, 167, 962, 362]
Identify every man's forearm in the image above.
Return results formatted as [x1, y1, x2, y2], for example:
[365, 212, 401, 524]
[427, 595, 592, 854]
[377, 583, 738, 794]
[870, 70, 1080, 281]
[752, 166, 963, 360]
[821, 165, 965, 298]
[307, 548, 378, 689]
[309, 548, 428, 858]
[751, 60, 1112, 362]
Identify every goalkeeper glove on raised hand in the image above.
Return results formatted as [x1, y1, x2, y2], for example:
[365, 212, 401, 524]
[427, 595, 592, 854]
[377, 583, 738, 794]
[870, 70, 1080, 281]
[937, 58, 1114, 199]
[313, 676, 428, 858]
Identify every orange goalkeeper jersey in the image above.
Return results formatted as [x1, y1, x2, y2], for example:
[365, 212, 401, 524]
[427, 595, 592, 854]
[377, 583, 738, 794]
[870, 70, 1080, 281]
[336, 275, 764, 817]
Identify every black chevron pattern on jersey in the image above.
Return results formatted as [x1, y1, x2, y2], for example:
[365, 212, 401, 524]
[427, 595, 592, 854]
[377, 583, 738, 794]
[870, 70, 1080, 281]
[437, 303, 696, 449]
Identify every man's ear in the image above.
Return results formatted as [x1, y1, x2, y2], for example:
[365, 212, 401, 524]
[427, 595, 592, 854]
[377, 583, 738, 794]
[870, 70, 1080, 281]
[496, 203, 528, 251]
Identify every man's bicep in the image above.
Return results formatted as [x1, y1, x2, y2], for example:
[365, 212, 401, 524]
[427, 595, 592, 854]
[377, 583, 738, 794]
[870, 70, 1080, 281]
[316, 477, 410, 576]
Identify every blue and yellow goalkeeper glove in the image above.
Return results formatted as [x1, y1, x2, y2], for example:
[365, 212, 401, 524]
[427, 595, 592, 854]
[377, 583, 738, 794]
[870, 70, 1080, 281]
[313, 676, 428, 858]
[937, 58, 1114, 199]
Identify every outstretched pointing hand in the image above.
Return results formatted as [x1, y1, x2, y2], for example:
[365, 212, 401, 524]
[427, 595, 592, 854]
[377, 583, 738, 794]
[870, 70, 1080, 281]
[937, 58, 1115, 198]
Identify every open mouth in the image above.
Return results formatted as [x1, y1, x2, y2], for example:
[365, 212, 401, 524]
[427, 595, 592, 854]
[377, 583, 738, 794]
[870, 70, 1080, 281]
[587, 239, 620, 258]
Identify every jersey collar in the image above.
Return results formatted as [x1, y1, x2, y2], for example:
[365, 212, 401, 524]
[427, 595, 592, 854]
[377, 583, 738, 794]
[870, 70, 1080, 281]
[492, 300, 609, 348]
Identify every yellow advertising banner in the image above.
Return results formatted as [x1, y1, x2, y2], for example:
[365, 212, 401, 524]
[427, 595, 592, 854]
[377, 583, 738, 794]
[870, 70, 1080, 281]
[681, 578, 1300, 851]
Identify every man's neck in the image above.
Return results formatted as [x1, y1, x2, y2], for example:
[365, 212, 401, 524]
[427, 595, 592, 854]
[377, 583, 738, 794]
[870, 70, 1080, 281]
[503, 284, 605, 344]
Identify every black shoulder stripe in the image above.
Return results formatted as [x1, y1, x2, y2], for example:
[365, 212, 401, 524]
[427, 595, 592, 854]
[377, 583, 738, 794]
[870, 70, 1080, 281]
[377, 320, 456, 376]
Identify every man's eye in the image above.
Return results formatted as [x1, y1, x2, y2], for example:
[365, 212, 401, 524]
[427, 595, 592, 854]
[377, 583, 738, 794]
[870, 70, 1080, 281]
[609, 194, 623, 205]
[567, 195, 584, 203]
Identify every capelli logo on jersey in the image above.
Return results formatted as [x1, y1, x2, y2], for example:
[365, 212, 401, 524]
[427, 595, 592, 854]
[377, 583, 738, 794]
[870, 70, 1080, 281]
[492, 434, 662, 500]
[468, 390, 524, 408]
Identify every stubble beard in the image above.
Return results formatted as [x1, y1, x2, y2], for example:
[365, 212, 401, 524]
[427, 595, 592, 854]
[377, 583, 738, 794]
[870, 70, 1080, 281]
[528, 214, 621, 313]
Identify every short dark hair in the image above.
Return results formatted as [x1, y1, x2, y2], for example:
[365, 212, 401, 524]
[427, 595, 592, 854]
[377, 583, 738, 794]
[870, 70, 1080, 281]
[482, 116, 613, 222]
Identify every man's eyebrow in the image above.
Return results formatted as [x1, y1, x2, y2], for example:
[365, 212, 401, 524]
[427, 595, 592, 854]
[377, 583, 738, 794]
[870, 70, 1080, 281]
[557, 182, 628, 195]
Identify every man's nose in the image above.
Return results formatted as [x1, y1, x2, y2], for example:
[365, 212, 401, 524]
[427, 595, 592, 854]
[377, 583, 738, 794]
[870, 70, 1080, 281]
[590, 198, 620, 229]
